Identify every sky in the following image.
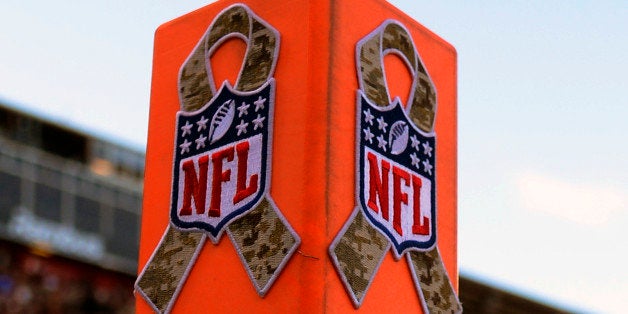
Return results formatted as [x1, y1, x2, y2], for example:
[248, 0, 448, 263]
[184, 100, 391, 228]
[0, 1, 626, 312]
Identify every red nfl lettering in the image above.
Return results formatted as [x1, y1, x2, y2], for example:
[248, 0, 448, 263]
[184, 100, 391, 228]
[179, 155, 209, 216]
[365, 151, 430, 237]
[392, 165, 409, 236]
[233, 141, 258, 204]
[209, 146, 234, 217]
[169, 81, 271, 241]
[356, 94, 436, 255]
[411, 175, 429, 235]
[367, 152, 389, 218]
[178, 140, 259, 218]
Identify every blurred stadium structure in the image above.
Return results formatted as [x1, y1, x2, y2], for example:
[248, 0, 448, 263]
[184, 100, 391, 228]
[0, 102, 569, 313]
[0, 102, 141, 313]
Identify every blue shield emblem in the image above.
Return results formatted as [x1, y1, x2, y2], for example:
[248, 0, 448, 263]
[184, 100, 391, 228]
[170, 80, 273, 243]
[357, 91, 436, 258]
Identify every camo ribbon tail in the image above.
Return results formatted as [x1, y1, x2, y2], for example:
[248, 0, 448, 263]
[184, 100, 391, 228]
[228, 196, 300, 296]
[329, 208, 390, 307]
[408, 249, 462, 314]
[135, 227, 205, 313]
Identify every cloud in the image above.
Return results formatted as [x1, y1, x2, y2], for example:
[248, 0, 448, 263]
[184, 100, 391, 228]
[515, 172, 626, 226]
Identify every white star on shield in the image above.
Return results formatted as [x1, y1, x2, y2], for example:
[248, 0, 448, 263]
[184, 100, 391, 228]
[252, 114, 265, 130]
[195, 134, 207, 149]
[376, 116, 388, 132]
[422, 141, 433, 157]
[410, 153, 421, 169]
[363, 108, 375, 125]
[196, 116, 209, 131]
[363, 127, 374, 144]
[237, 101, 250, 118]
[410, 135, 420, 151]
[180, 121, 193, 137]
[376, 134, 387, 151]
[422, 159, 433, 175]
[236, 119, 249, 136]
[254, 96, 266, 112]
[179, 139, 191, 154]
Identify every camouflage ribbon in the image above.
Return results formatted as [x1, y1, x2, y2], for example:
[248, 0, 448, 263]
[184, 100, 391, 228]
[330, 21, 462, 312]
[136, 5, 299, 313]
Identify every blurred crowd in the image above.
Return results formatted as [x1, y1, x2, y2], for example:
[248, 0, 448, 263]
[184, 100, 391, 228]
[0, 242, 134, 313]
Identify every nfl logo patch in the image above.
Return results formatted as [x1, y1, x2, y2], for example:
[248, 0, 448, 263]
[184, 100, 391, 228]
[170, 80, 274, 243]
[357, 91, 436, 258]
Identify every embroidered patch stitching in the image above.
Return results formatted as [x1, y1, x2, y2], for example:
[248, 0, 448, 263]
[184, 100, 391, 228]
[329, 208, 390, 308]
[169, 80, 274, 243]
[135, 4, 300, 313]
[407, 248, 462, 313]
[135, 228, 205, 314]
[329, 20, 462, 313]
[227, 196, 299, 296]
[356, 91, 437, 259]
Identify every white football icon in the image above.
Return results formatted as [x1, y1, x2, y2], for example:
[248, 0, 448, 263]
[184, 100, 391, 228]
[209, 99, 236, 144]
[389, 120, 409, 155]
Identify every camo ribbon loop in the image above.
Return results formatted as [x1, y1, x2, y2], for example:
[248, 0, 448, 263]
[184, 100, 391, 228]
[136, 4, 299, 313]
[178, 4, 279, 110]
[357, 22, 436, 133]
[330, 20, 462, 312]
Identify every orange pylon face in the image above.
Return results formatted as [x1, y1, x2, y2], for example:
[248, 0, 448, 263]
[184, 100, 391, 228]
[137, 1, 457, 313]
